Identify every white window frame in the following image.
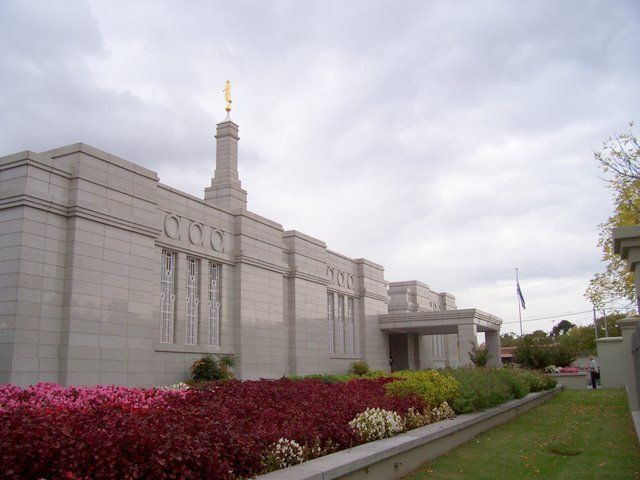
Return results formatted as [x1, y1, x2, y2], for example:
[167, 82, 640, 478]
[160, 250, 176, 343]
[185, 256, 199, 345]
[346, 297, 355, 354]
[208, 262, 221, 347]
[327, 292, 335, 354]
[336, 294, 345, 354]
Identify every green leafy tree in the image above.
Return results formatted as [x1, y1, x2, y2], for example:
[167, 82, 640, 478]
[594, 312, 625, 337]
[585, 123, 639, 311]
[500, 333, 518, 347]
[528, 330, 552, 344]
[557, 326, 596, 356]
[550, 320, 575, 338]
[514, 333, 553, 369]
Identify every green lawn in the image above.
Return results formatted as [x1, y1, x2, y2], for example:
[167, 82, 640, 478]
[405, 389, 640, 480]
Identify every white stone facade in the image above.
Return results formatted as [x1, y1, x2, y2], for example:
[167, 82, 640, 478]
[0, 116, 501, 386]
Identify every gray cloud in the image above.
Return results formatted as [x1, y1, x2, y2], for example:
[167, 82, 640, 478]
[1, 0, 639, 332]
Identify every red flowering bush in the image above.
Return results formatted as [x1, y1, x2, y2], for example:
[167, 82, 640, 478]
[0, 378, 423, 479]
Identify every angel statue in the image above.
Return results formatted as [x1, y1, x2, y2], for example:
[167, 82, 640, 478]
[223, 80, 232, 112]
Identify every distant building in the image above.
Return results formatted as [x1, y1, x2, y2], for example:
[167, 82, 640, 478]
[500, 346, 516, 364]
[0, 113, 502, 386]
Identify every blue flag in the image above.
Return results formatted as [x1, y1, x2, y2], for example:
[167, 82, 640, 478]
[517, 281, 526, 309]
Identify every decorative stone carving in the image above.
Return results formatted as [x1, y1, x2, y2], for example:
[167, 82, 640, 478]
[162, 212, 226, 253]
[188, 222, 204, 246]
[327, 266, 355, 291]
[210, 229, 224, 252]
[164, 214, 181, 239]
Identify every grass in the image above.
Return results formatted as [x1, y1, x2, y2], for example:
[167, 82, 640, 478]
[405, 389, 640, 480]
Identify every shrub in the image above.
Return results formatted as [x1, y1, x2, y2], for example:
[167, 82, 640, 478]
[403, 401, 456, 430]
[0, 378, 424, 479]
[404, 407, 431, 429]
[514, 341, 552, 369]
[513, 369, 547, 392]
[349, 361, 370, 376]
[349, 407, 405, 442]
[468, 342, 491, 367]
[542, 374, 558, 389]
[445, 368, 520, 414]
[549, 344, 576, 367]
[190, 355, 234, 383]
[385, 370, 460, 407]
[262, 438, 305, 472]
[158, 382, 190, 391]
[429, 401, 456, 422]
[444, 367, 557, 414]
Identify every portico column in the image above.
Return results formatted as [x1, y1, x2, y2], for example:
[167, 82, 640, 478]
[457, 324, 477, 367]
[618, 316, 640, 411]
[485, 330, 502, 367]
[407, 333, 420, 370]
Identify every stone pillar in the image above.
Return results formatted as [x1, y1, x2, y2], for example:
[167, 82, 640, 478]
[618, 316, 640, 411]
[419, 335, 433, 369]
[407, 334, 420, 370]
[485, 330, 502, 367]
[204, 117, 247, 211]
[457, 323, 477, 367]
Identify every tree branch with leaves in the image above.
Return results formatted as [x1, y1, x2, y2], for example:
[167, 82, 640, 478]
[585, 122, 639, 311]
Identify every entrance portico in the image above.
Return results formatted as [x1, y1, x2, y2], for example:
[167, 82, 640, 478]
[379, 308, 503, 369]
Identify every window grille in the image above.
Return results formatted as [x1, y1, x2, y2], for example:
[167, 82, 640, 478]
[327, 292, 335, 354]
[208, 262, 221, 347]
[336, 294, 345, 354]
[160, 250, 176, 343]
[346, 297, 355, 354]
[185, 256, 199, 345]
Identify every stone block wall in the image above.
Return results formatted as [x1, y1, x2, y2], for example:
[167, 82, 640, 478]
[0, 140, 401, 386]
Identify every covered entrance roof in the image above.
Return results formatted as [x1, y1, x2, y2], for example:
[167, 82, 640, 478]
[379, 308, 502, 335]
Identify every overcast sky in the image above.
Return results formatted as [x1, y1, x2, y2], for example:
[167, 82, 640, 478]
[2, 0, 639, 335]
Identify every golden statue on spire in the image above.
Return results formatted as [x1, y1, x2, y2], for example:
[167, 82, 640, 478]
[223, 80, 232, 112]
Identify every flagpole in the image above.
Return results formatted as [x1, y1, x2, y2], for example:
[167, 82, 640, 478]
[516, 268, 523, 336]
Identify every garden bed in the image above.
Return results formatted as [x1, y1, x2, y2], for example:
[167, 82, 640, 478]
[258, 387, 561, 480]
[0, 367, 556, 479]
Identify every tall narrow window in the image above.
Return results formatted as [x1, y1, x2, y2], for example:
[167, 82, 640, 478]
[208, 262, 221, 347]
[185, 256, 199, 345]
[327, 292, 335, 354]
[346, 297, 355, 354]
[160, 250, 176, 343]
[336, 294, 345, 354]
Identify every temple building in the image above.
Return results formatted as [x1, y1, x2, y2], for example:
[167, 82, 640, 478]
[0, 110, 502, 386]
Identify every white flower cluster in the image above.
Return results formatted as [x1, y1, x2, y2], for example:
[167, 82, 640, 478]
[404, 407, 430, 429]
[349, 407, 405, 442]
[264, 438, 305, 470]
[429, 401, 455, 422]
[158, 382, 190, 391]
[404, 402, 456, 430]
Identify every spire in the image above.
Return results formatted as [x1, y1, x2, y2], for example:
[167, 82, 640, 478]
[204, 81, 247, 211]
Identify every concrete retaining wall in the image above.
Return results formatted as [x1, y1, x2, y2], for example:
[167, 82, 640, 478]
[257, 386, 562, 480]
[546, 372, 588, 390]
[596, 337, 625, 388]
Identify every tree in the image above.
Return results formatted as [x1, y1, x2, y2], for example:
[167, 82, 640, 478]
[500, 332, 518, 347]
[557, 326, 596, 356]
[585, 123, 639, 311]
[528, 330, 552, 344]
[595, 312, 625, 337]
[550, 320, 576, 338]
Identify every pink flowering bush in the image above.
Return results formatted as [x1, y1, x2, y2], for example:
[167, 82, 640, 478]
[0, 378, 423, 479]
